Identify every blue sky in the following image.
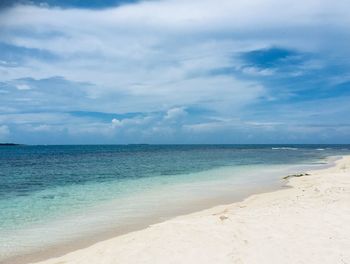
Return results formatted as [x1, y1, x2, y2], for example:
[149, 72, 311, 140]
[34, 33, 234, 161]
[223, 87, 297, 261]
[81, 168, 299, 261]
[0, 0, 350, 144]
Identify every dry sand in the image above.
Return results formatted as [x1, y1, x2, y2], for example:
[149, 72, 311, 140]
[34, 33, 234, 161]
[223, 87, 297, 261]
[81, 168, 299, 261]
[31, 156, 350, 264]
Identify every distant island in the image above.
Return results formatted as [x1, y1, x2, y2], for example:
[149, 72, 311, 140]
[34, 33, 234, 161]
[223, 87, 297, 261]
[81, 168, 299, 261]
[0, 143, 22, 146]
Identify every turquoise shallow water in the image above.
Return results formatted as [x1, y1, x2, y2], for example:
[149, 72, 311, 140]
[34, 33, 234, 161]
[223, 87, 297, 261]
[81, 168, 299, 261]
[1, 144, 350, 261]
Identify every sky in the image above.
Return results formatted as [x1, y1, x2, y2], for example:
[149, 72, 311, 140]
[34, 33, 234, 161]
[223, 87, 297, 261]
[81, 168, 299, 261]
[0, 0, 350, 144]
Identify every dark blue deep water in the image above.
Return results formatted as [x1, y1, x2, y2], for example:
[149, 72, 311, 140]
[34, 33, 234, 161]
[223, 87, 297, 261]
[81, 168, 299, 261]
[2, 144, 349, 198]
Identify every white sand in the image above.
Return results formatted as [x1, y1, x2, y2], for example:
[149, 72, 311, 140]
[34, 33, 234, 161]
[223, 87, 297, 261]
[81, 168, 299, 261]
[32, 156, 350, 264]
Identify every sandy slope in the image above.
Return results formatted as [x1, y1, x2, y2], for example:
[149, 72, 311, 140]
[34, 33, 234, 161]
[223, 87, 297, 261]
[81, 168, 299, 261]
[32, 156, 350, 264]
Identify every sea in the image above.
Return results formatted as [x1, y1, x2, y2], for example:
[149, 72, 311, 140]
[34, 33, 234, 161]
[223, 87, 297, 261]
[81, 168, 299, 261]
[1, 144, 349, 262]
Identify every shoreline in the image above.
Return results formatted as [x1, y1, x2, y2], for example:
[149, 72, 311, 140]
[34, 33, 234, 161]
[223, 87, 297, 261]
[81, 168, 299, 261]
[3, 155, 347, 264]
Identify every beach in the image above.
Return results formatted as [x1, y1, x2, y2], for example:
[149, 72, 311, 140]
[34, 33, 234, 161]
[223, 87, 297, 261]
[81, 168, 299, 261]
[2, 0, 350, 262]
[26, 155, 350, 264]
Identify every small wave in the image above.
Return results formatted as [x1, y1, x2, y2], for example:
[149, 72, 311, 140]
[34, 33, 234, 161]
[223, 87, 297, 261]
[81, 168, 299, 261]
[271, 147, 298, 150]
[316, 148, 325, 151]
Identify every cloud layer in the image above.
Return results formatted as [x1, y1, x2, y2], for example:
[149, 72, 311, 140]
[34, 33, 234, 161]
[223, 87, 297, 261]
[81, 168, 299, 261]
[1, 0, 350, 144]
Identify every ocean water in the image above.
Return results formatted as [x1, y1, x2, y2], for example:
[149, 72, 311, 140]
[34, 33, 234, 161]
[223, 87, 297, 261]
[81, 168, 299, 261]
[1, 144, 349, 262]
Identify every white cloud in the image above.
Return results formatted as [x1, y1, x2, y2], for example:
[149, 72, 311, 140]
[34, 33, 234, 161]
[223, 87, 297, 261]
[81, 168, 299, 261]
[15, 83, 31, 90]
[1, 0, 348, 114]
[240, 67, 276, 76]
[111, 115, 153, 129]
[111, 118, 122, 128]
[164, 107, 187, 120]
